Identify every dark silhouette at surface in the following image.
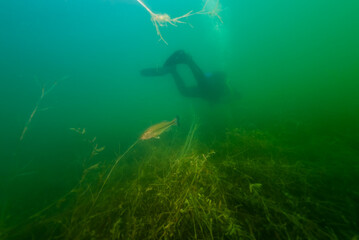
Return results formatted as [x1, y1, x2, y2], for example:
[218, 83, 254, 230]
[141, 50, 233, 103]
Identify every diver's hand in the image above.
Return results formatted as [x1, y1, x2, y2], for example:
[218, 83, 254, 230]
[164, 50, 192, 67]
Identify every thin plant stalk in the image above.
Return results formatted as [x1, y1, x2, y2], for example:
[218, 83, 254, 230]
[20, 87, 46, 141]
[93, 139, 140, 206]
[20, 76, 68, 141]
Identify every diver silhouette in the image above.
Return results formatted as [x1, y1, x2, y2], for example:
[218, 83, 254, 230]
[141, 50, 233, 103]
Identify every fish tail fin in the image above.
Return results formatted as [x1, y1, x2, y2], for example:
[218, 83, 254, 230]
[175, 116, 180, 127]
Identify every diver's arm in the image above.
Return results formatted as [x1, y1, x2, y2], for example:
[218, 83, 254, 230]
[170, 69, 201, 98]
[164, 50, 207, 88]
[186, 57, 207, 88]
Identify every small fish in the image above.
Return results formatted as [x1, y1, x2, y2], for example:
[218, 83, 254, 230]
[140, 117, 179, 140]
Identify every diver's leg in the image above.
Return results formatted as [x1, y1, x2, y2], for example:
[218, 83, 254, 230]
[185, 57, 207, 87]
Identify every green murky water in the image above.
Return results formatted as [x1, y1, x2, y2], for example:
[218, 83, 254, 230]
[0, 1, 358, 239]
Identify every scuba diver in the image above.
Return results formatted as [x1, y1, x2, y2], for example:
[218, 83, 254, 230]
[141, 50, 235, 103]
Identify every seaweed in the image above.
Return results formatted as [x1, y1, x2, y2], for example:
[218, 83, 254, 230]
[1, 123, 358, 240]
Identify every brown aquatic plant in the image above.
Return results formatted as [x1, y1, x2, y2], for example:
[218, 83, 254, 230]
[200, 0, 223, 23]
[5, 124, 357, 239]
[136, 0, 223, 44]
[20, 76, 68, 141]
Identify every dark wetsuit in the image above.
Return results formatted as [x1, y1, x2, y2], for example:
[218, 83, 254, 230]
[141, 50, 230, 103]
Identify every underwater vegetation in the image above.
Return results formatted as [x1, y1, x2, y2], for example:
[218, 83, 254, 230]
[136, 0, 223, 44]
[1, 0, 358, 239]
[1, 120, 358, 240]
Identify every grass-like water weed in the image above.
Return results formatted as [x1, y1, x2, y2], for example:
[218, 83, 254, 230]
[1, 125, 358, 239]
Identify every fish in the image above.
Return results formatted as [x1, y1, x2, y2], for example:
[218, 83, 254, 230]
[140, 117, 179, 140]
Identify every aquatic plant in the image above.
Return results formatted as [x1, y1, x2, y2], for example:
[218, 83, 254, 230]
[136, 0, 223, 44]
[20, 76, 68, 142]
[2, 124, 358, 239]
